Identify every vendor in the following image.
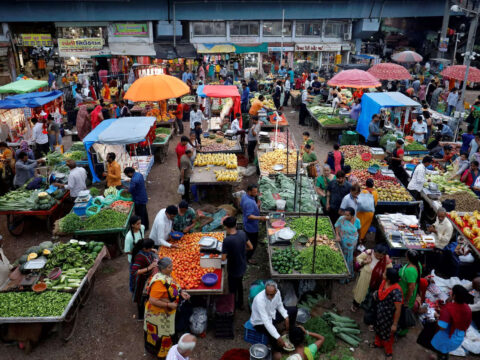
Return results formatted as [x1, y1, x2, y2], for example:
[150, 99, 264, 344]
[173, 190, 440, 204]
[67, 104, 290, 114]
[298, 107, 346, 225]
[230, 113, 242, 135]
[124, 167, 149, 230]
[302, 144, 317, 164]
[442, 145, 456, 165]
[172, 200, 196, 233]
[13, 151, 40, 188]
[407, 156, 432, 200]
[150, 205, 180, 248]
[300, 131, 314, 154]
[389, 139, 408, 186]
[249, 95, 267, 117]
[411, 115, 428, 144]
[350, 98, 362, 123]
[104, 152, 122, 189]
[14, 141, 34, 161]
[366, 114, 381, 147]
[439, 120, 454, 141]
[461, 161, 480, 196]
[250, 280, 292, 360]
[428, 207, 453, 249]
[53, 159, 87, 199]
[189, 104, 206, 131]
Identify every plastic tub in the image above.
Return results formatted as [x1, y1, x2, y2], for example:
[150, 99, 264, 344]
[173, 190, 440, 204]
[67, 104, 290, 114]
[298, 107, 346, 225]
[201, 273, 218, 287]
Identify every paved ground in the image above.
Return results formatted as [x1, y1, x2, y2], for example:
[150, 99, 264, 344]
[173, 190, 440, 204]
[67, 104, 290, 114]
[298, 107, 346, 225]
[1, 102, 469, 360]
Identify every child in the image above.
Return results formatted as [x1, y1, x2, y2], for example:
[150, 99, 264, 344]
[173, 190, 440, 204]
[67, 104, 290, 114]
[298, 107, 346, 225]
[194, 122, 202, 145]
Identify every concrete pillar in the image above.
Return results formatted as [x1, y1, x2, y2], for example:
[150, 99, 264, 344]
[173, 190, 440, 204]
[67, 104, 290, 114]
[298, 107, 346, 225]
[438, 0, 451, 58]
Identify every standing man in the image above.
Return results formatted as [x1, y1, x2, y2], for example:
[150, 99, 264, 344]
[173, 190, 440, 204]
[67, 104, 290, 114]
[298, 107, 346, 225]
[299, 87, 312, 126]
[208, 62, 215, 81]
[241, 184, 268, 264]
[219, 65, 227, 80]
[31, 118, 49, 159]
[179, 149, 193, 202]
[412, 115, 428, 144]
[249, 95, 267, 117]
[120, 100, 130, 117]
[124, 167, 149, 230]
[326, 171, 352, 224]
[447, 88, 459, 116]
[166, 333, 197, 360]
[222, 216, 253, 309]
[247, 116, 261, 163]
[175, 98, 184, 135]
[311, 76, 322, 95]
[182, 69, 188, 83]
[366, 114, 381, 147]
[175, 136, 189, 169]
[47, 115, 62, 152]
[283, 77, 291, 107]
[407, 156, 432, 200]
[241, 83, 250, 114]
[150, 205, 180, 248]
[288, 67, 295, 84]
[104, 152, 122, 189]
[189, 104, 205, 131]
[53, 160, 87, 200]
[278, 66, 287, 77]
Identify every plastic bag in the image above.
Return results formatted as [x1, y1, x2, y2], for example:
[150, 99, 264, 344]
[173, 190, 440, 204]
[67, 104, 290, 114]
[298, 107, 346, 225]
[357, 191, 375, 212]
[177, 184, 185, 195]
[189, 307, 208, 335]
[279, 282, 298, 307]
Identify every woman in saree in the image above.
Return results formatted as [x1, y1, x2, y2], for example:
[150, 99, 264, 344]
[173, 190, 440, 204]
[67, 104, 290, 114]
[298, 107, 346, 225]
[90, 105, 104, 130]
[356, 178, 378, 242]
[144, 257, 191, 360]
[315, 164, 335, 208]
[286, 325, 325, 360]
[352, 244, 391, 312]
[335, 207, 361, 282]
[130, 238, 157, 320]
[76, 105, 91, 140]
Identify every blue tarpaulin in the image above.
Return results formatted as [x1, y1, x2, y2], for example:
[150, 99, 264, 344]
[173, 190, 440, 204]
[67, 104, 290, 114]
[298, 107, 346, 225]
[356, 92, 420, 140]
[0, 90, 63, 109]
[83, 117, 156, 182]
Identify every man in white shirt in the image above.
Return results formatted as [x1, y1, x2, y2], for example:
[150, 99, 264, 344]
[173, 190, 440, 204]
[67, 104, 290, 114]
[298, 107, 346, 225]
[189, 104, 206, 130]
[150, 205, 180, 248]
[428, 207, 453, 249]
[283, 79, 291, 107]
[446, 88, 459, 116]
[411, 116, 428, 143]
[331, 93, 340, 110]
[230, 113, 241, 134]
[299, 87, 312, 126]
[166, 333, 197, 360]
[250, 280, 290, 359]
[53, 160, 87, 199]
[407, 155, 432, 200]
[31, 118, 49, 159]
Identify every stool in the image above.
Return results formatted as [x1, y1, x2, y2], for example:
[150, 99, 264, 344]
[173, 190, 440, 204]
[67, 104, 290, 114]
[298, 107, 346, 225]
[214, 294, 235, 339]
[244, 320, 269, 345]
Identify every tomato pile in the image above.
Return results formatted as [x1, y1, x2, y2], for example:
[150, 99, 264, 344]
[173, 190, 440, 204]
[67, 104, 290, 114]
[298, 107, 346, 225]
[158, 232, 223, 289]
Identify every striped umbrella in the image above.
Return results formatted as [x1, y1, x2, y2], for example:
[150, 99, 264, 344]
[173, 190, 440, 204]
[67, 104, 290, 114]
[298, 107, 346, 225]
[392, 51, 423, 63]
[441, 65, 480, 82]
[367, 63, 412, 81]
[327, 69, 381, 89]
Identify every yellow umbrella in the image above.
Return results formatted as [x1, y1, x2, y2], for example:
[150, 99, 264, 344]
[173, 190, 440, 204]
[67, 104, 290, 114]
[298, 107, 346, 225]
[124, 75, 190, 102]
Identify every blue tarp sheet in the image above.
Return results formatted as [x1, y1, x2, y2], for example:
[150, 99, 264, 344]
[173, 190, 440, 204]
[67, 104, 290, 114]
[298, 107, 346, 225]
[0, 90, 63, 109]
[356, 92, 420, 140]
[83, 117, 156, 182]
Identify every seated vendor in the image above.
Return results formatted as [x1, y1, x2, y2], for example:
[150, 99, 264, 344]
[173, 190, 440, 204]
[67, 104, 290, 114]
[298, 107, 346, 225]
[250, 280, 292, 360]
[150, 205, 180, 248]
[173, 200, 196, 233]
[231, 113, 242, 134]
[220, 115, 230, 133]
[53, 159, 87, 199]
[302, 144, 317, 164]
[428, 207, 453, 250]
[440, 120, 454, 141]
[13, 151, 39, 188]
[442, 145, 456, 165]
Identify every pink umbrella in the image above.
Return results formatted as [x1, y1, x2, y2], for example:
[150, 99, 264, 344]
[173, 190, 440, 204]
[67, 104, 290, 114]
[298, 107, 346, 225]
[367, 63, 412, 81]
[441, 65, 480, 82]
[327, 69, 381, 89]
[392, 51, 423, 63]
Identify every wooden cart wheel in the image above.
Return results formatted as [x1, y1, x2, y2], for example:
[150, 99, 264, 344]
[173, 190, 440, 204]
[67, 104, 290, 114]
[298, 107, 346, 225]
[60, 310, 78, 342]
[7, 214, 25, 236]
[80, 276, 95, 307]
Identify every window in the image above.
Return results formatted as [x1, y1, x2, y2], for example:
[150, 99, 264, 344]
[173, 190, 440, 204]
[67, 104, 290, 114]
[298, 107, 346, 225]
[230, 21, 259, 36]
[58, 27, 105, 40]
[324, 21, 347, 38]
[192, 22, 226, 36]
[296, 21, 322, 37]
[263, 21, 292, 36]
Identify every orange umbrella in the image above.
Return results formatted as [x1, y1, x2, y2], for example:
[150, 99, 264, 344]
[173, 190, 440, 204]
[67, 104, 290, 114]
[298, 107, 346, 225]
[124, 75, 190, 102]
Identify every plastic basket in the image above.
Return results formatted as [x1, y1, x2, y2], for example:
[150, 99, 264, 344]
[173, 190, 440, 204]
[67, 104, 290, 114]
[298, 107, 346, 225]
[117, 189, 133, 201]
[86, 205, 101, 217]
[244, 320, 269, 345]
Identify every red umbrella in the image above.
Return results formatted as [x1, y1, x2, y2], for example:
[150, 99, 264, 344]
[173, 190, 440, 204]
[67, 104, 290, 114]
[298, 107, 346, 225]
[367, 63, 412, 81]
[441, 65, 480, 82]
[327, 69, 381, 89]
[392, 51, 423, 63]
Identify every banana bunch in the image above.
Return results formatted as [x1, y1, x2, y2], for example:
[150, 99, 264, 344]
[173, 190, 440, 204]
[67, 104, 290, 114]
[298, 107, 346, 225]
[214, 170, 239, 182]
[194, 153, 237, 168]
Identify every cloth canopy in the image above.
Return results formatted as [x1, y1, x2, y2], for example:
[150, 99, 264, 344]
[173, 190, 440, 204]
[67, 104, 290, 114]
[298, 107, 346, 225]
[441, 65, 480, 82]
[0, 90, 63, 109]
[327, 69, 381, 88]
[357, 92, 420, 140]
[0, 79, 48, 94]
[83, 117, 156, 182]
[367, 63, 412, 81]
[202, 85, 242, 127]
[392, 51, 423, 63]
[124, 75, 190, 102]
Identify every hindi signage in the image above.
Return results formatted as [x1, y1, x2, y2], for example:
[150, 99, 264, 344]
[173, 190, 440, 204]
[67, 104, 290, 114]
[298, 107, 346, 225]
[114, 23, 148, 37]
[20, 34, 53, 47]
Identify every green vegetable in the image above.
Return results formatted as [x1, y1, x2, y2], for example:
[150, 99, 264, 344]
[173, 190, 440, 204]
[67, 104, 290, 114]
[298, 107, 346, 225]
[344, 155, 381, 170]
[64, 150, 87, 161]
[297, 246, 347, 274]
[82, 209, 128, 230]
[89, 187, 100, 197]
[332, 327, 361, 334]
[303, 316, 336, 353]
[46, 151, 65, 167]
[58, 213, 83, 234]
[104, 187, 118, 198]
[336, 332, 359, 347]
[271, 247, 302, 274]
[0, 291, 72, 317]
[0, 188, 39, 211]
[405, 141, 427, 151]
[288, 216, 334, 240]
[70, 142, 86, 152]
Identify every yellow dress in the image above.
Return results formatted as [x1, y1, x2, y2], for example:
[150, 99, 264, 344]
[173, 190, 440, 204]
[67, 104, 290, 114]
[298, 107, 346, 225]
[356, 189, 378, 240]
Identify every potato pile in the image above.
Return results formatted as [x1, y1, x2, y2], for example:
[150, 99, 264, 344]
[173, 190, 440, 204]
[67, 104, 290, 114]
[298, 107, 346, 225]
[259, 149, 297, 175]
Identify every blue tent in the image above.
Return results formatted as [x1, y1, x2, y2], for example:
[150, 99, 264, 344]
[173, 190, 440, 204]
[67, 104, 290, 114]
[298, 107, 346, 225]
[356, 92, 420, 140]
[0, 90, 63, 109]
[83, 117, 156, 182]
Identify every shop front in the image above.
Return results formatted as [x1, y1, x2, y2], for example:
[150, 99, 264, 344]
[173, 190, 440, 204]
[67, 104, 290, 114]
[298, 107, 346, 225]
[264, 44, 294, 75]
[233, 43, 268, 79]
[294, 43, 342, 73]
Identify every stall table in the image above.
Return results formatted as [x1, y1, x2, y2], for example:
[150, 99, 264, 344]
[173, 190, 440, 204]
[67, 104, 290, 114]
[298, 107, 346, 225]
[152, 132, 173, 163]
[190, 166, 241, 186]
[198, 137, 242, 154]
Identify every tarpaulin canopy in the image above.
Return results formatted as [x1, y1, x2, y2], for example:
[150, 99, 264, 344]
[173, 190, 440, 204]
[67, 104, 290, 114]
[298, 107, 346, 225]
[357, 92, 420, 140]
[0, 79, 48, 94]
[0, 90, 63, 109]
[202, 85, 242, 126]
[83, 117, 156, 182]
[235, 43, 268, 54]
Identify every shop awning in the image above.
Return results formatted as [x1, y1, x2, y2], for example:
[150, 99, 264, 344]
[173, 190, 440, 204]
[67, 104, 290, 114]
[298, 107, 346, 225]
[196, 43, 235, 54]
[234, 43, 268, 54]
[0, 90, 63, 109]
[154, 44, 177, 59]
[175, 43, 197, 58]
[0, 79, 48, 94]
[110, 42, 156, 57]
[202, 85, 242, 126]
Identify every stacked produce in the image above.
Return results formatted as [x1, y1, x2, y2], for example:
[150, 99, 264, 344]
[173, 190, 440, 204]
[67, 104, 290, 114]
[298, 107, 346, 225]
[288, 216, 335, 240]
[33, 191, 57, 210]
[269, 132, 296, 150]
[158, 232, 219, 289]
[146, 108, 175, 122]
[303, 316, 336, 354]
[154, 128, 171, 144]
[344, 155, 381, 170]
[307, 105, 339, 117]
[297, 246, 347, 274]
[109, 200, 133, 214]
[439, 192, 480, 212]
[167, 95, 196, 105]
[213, 170, 239, 182]
[0, 187, 65, 211]
[323, 312, 361, 348]
[56, 207, 130, 234]
[405, 141, 427, 151]
[46, 151, 64, 167]
[426, 174, 476, 196]
[316, 115, 344, 126]
[194, 153, 237, 168]
[259, 149, 297, 174]
[64, 150, 87, 161]
[448, 211, 480, 249]
[351, 170, 413, 202]
[15, 241, 54, 267]
[42, 240, 101, 275]
[339, 145, 371, 159]
[271, 247, 302, 274]
[199, 136, 238, 152]
[0, 292, 73, 318]
[250, 93, 275, 109]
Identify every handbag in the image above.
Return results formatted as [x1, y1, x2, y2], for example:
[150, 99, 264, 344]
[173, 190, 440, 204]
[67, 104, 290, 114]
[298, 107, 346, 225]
[416, 321, 437, 351]
[363, 290, 378, 326]
[307, 163, 317, 178]
[399, 305, 417, 329]
[357, 192, 375, 212]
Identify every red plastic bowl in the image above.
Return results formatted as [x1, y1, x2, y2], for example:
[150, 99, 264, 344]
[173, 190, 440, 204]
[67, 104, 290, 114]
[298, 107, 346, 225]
[271, 220, 286, 229]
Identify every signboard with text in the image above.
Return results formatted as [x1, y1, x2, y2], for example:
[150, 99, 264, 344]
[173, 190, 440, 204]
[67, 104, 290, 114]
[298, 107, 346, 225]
[114, 23, 148, 37]
[295, 44, 342, 52]
[20, 34, 53, 47]
[58, 38, 104, 53]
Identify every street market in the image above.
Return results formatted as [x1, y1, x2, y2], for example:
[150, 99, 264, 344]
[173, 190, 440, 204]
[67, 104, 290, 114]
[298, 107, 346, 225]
[2, 3, 480, 360]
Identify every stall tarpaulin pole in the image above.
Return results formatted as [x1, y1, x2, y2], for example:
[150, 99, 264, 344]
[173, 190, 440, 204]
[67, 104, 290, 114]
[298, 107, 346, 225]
[298, 174, 303, 216]
[292, 150, 299, 211]
[312, 206, 319, 273]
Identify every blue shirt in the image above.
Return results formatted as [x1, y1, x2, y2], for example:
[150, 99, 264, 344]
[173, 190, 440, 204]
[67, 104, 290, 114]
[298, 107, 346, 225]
[278, 68, 287, 77]
[182, 72, 188, 83]
[461, 133, 475, 153]
[129, 172, 148, 205]
[241, 194, 260, 233]
[241, 88, 250, 103]
[186, 72, 193, 81]
[288, 70, 294, 83]
[441, 124, 453, 138]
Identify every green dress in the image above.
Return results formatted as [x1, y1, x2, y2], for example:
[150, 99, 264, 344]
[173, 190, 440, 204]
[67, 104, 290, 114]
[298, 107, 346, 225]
[399, 264, 422, 308]
[302, 152, 317, 163]
[315, 175, 335, 207]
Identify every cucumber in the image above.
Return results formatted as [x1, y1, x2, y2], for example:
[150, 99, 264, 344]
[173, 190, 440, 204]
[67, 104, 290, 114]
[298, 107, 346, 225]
[336, 332, 359, 347]
[332, 326, 361, 335]
[331, 321, 359, 328]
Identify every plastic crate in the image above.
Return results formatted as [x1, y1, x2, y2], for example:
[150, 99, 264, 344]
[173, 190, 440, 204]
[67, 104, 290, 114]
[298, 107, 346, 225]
[244, 320, 269, 345]
[72, 199, 92, 216]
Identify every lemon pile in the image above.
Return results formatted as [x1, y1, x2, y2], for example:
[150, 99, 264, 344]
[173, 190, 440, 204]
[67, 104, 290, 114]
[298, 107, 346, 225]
[194, 153, 237, 169]
[214, 170, 239, 182]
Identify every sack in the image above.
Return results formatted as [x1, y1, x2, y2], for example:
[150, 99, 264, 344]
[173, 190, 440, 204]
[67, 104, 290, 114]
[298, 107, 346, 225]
[357, 192, 375, 212]
[399, 305, 416, 329]
[177, 183, 185, 195]
[0, 248, 11, 289]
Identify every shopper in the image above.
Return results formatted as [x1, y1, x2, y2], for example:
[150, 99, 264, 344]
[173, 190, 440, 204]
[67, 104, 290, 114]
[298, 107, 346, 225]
[90, 104, 104, 130]
[189, 104, 205, 131]
[14, 141, 34, 161]
[175, 98, 184, 135]
[326, 170, 352, 224]
[76, 105, 91, 141]
[398, 249, 422, 336]
[389, 139, 408, 186]
[286, 325, 325, 360]
[367, 114, 381, 147]
[335, 207, 361, 281]
[247, 116, 261, 163]
[241, 184, 267, 264]
[326, 143, 344, 175]
[461, 125, 475, 154]
[179, 149, 193, 202]
[31, 118, 49, 159]
[175, 136, 189, 169]
[124, 167, 149, 230]
[241, 83, 250, 113]
[150, 205, 180, 248]
[249, 95, 267, 117]
[124, 215, 145, 264]
[356, 179, 378, 241]
[299, 87, 312, 126]
[446, 88, 459, 116]
[221, 216, 252, 309]
[315, 164, 336, 208]
[104, 152, 122, 189]
[350, 98, 362, 122]
[407, 156, 432, 200]
[340, 183, 361, 214]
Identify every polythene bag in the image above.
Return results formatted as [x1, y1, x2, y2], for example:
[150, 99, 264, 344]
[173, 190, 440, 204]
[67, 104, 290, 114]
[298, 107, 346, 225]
[0, 248, 12, 289]
[357, 192, 375, 212]
[177, 184, 185, 195]
[189, 307, 208, 335]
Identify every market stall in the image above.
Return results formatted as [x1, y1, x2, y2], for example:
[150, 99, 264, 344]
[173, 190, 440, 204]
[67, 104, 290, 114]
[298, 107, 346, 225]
[82, 117, 156, 183]
[202, 85, 242, 127]
[258, 149, 299, 177]
[191, 153, 240, 186]
[152, 127, 173, 163]
[198, 133, 242, 154]
[307, 105, 356, 140]
[0, 240, 108, 347]
[0, 79, 48, 95]
[447, 211, 480, 258]
[257, 130, 297, 153]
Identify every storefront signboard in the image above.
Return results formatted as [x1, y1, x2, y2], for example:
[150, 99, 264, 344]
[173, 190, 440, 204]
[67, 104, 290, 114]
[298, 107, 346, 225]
[58, 38, 104, 53]
[268, 47, 294, 52]
[113, 23, 148, 37]
[295, 44, 342, 52]
[20, 34, 53, 47]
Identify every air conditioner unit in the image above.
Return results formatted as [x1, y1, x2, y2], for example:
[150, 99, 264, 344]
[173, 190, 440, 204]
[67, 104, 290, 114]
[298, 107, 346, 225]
[343, 33, 351, 41]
